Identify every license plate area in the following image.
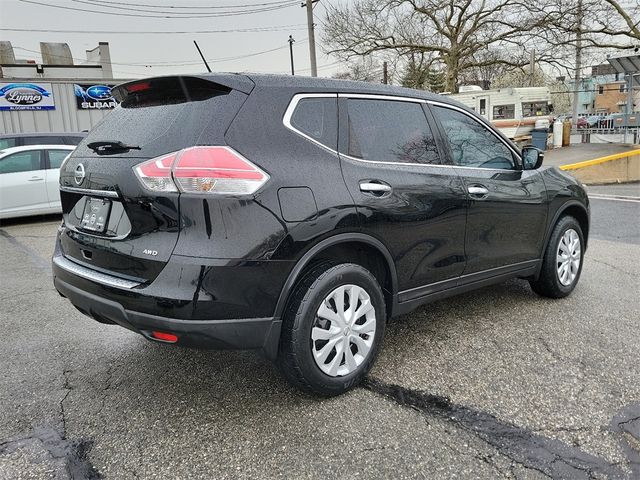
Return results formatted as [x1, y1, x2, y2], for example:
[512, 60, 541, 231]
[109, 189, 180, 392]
[80, 197, 111, 233]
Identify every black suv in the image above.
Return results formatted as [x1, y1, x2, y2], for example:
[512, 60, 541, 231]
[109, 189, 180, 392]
[53, 74, 589, 395]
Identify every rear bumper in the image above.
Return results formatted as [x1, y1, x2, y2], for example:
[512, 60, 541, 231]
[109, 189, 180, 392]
[52, 236, 288, 358]
[54, 276, 282, 356]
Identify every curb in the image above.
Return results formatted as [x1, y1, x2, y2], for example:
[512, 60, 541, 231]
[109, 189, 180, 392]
[560, 148, 640, 171]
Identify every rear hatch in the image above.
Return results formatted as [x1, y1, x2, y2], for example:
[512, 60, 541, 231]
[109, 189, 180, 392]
[58, 75, 253, 283]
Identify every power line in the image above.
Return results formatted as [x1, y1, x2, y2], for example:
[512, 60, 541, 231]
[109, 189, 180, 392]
[17, 0, 297, 18]
[74, 0, 297, 8]
[13, 40, 308, 68]
[71, 0, 298, 16]
[0, 25, 307, 34]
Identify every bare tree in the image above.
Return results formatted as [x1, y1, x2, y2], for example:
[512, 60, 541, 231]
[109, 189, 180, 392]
[534, 0, 639, 75]
[332, 57, 386, 83]
[322, 0, 549, 92]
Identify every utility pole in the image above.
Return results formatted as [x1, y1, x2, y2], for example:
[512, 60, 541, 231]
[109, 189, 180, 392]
[572, 0, 583, 127]
[529, 50, 535, 87]
[288, 35, 295, 75]
[383, 61, 388, 84]
[624, 73, 633, 143]
[303, 0, 318, 77]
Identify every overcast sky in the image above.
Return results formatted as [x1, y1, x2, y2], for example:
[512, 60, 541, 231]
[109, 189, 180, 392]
[0, 0, 343, 80]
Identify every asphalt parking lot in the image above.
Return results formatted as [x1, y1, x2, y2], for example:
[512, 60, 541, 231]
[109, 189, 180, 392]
[1, 183, 639, 479]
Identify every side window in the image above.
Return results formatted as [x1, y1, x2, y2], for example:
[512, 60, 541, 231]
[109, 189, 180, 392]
[48, 149, 71, 169]
[493, 104, 515, 120]
[522, 102, 550, 117]
[433, 106, 515, 170]
[22, 136, 64, 146]
[64, 136, 84, 146]
[0, 150, 43, 174]
[0, 138, 17, 150]
[290, 97, 337, 149]
[346, 98, 440, 164]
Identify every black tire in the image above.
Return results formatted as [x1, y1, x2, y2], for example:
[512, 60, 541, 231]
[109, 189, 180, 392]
[530, 215, 584, 298]
[277, 262, 386, 396]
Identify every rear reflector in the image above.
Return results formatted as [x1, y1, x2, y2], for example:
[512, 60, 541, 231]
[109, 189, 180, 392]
[151, 331, 178, 343]
[133, 146, 269, 195]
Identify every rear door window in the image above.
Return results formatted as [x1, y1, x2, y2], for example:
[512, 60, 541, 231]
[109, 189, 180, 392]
[47, 149, 72, 169]
[0, 150, 43, 174]
[345, 98, 440, 165]
[290, 97, 337, 148]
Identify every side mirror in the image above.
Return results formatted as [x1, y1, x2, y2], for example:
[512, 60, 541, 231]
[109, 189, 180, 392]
[522, 146, 544, 170]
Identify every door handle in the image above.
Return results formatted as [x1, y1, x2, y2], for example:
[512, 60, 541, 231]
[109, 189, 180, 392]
[468, 185, 489, 197]
[28, 177, 44, 182]
[360, 181, 392, 194]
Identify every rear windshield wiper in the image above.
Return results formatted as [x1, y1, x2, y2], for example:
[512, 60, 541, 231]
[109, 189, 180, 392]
[87, 141, 141, 155]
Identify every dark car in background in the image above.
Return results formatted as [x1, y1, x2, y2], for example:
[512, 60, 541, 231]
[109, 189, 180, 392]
[0, 132, 86, 150]
[52, 74, 589, 395]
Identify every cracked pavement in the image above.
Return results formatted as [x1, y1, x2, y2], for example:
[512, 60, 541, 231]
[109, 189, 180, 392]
[0, 183, 639, 479]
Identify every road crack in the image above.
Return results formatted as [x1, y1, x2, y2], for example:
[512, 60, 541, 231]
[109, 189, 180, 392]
[362, 377, 630, 478]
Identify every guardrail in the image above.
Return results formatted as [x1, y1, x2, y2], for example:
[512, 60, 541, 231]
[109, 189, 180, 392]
[571, 127, 640, 144]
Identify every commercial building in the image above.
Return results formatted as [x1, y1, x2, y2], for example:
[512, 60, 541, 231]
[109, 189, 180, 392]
[0, 41, 130, 134]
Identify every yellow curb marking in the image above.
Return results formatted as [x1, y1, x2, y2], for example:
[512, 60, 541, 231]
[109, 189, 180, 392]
[560, 148, 640, 171]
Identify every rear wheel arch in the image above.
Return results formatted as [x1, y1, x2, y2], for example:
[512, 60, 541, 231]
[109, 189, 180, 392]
[273, 233, 397, 321]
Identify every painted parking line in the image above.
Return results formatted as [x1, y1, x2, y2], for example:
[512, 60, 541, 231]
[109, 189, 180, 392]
[588, 194, 640, 203]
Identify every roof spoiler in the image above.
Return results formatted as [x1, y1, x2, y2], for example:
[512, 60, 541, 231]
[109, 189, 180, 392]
[112, 74, 254, 104]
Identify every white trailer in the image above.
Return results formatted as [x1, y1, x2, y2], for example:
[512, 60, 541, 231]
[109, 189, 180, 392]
[447, 86, 553, 139]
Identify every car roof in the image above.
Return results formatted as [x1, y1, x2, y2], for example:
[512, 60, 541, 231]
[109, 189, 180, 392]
[238, 73, 450, 102]
[0, 132, 86, 139]
[122, 72, 457, 106]
[0, 145, 75, 157]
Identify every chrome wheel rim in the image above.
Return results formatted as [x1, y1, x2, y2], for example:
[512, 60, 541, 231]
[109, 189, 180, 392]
[557, 228, 581, 286]
[311, 284, 376, 377]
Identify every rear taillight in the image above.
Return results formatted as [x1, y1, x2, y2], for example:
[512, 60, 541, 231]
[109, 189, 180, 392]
[134, 152, 178, 192]
[133, 146, 268, 195]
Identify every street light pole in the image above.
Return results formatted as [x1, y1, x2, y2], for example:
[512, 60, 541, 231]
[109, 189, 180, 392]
[288, 35, 295, 76]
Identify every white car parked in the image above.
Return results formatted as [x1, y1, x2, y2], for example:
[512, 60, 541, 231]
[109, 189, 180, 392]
[0, 145, 75, 220]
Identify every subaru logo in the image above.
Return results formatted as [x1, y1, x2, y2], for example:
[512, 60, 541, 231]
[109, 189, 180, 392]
[86, 85, 112, 101]
[74, 163, 86, 185]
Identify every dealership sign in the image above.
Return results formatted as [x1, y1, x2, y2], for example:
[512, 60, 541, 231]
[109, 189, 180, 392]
[0, 83, 55, 110]
[74, 84, 117, 109]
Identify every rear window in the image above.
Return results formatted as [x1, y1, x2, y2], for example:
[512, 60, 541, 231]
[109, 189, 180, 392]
[345, 98, 440, 165]
[75, 78, 247, 158]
